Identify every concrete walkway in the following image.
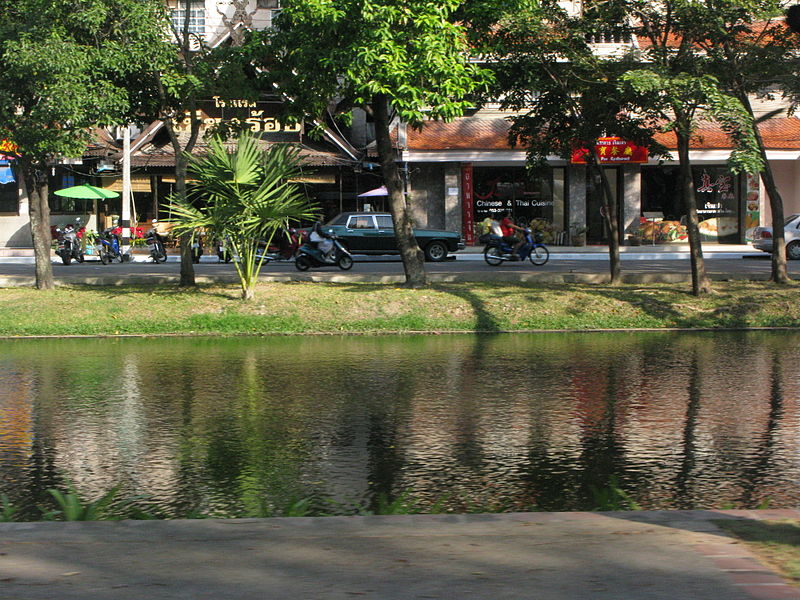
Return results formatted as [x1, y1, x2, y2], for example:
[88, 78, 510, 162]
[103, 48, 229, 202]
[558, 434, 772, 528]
[1, 509, 798, 599]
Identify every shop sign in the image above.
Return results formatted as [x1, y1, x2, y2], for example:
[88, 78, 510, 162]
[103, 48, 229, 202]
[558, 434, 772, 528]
[571, 137, 648, 164]
[695, 168, 738, 240]
[744, 173, 760, 240]
[0, 138, 18, 160]
[174, 97, 302, 141]
[461, 163, 475, 245]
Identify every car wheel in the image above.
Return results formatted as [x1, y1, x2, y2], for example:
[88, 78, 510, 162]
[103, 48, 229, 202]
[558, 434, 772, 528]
[424, 240, 448, 262]
[787, 241, 800, 260]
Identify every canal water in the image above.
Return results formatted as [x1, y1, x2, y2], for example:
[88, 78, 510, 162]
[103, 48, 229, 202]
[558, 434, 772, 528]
[1, 332, 798, 518]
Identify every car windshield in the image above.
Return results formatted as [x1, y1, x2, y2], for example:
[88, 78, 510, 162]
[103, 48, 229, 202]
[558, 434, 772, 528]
[786, 214, 800, 227]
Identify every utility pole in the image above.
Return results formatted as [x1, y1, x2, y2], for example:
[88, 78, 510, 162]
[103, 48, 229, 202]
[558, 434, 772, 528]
[121, 125, 132, 256]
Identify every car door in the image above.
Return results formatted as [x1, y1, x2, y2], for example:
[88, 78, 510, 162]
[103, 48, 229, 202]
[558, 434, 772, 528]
[344, 215, 378, 252]
[374, 214, 397, 252]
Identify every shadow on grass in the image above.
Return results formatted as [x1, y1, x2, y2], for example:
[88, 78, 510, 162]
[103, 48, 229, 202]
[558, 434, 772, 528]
[68, 283, 239, 302]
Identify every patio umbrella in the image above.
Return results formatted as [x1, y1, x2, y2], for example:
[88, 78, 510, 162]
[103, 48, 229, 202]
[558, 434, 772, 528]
[54, 184, 119, 199]
[357, 185, 388, 197]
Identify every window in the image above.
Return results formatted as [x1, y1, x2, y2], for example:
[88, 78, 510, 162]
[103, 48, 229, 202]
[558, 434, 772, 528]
[375, 215, 394, 229]
[171, 3, 206, 36]
[0, 183, 17, 213]
[349, 216, 376, 229]
[257, 0, 279, 7]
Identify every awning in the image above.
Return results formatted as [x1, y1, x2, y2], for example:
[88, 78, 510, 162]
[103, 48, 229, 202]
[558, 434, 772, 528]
[0, 162, 14, 185]
[357, 185, 388, 197]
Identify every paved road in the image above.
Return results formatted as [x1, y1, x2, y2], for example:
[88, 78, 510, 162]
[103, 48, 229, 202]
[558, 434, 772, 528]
[0, 253, 796, 286]
[2, 510, 799, 600]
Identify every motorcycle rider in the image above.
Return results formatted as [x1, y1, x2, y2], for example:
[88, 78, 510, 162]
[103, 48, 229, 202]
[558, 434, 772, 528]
[500, 211, 526, 259]
[309, 221, 335, 263]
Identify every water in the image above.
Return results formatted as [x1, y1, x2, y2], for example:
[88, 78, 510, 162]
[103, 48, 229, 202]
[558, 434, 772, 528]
[1, 332, 798, 518]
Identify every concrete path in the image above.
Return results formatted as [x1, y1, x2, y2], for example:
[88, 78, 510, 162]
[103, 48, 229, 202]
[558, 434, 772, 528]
[1, 510, 798, 600]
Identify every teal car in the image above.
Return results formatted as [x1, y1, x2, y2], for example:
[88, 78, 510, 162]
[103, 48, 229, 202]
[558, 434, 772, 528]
[322, 212, 464, 261]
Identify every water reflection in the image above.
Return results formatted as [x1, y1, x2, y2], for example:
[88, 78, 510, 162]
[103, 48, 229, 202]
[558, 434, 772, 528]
[0, 332, 798, 517]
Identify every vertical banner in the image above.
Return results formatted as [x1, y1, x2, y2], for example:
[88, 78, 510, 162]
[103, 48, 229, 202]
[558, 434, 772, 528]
[745, 173, 760, 241]
[461, 162, 475, 245]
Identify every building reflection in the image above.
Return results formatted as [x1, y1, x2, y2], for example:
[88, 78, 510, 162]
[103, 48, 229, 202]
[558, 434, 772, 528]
[0, 332, 798, 516]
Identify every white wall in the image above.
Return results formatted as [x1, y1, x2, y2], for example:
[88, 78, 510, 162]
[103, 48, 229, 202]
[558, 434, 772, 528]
[766, 160, 800, 224]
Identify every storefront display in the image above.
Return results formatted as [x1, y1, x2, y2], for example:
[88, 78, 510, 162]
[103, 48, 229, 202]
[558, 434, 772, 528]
[469, 166, 564, 241]
[641, 165, 742, 244]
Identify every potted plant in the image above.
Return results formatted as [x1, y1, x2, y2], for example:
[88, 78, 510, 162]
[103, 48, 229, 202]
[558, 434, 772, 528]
[570, 223, 588, 246]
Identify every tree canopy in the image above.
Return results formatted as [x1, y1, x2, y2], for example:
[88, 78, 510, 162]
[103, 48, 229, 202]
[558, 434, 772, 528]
[248, 0, 491, 287]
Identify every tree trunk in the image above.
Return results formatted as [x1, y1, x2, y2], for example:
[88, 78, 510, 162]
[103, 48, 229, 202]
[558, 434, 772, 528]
[736, 95, 790, 283]
[23, 162, 55, 290]
[373, 94, 426, 288]
[175, 155, 196, 287]
[676, 130, 713, 296]
[589, 157, 621, 284]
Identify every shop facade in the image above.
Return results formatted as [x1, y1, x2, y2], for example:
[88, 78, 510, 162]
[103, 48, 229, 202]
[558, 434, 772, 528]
[397, 117, 800, 247]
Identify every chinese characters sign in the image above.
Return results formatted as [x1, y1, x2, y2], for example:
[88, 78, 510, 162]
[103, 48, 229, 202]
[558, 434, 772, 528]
[175, 97, 302, 141]
[571, 137, 648, 164]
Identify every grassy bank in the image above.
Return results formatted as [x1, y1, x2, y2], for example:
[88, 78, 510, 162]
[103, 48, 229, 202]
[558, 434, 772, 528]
[0, 280, 798, 337]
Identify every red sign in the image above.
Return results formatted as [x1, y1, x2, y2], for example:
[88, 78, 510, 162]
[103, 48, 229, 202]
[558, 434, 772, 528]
[571, 137, 648, 164]
[461, 163, 475, 245]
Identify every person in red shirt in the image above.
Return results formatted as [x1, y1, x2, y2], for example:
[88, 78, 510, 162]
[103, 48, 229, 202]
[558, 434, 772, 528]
[500, 211, 525, 258]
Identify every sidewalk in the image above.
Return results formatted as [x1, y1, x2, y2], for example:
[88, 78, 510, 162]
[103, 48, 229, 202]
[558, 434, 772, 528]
[0, 243, 765, 263]
[1, 509, 798, 599]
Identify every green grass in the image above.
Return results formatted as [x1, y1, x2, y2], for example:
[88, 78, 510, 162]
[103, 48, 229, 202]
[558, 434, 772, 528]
[715, 519, 800, 584]
[0, 280, 798, 337]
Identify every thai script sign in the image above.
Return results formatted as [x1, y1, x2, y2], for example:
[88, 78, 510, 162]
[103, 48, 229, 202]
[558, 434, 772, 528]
[461, 163, 475, 245]
[571, 137, 648, 164]
[175, 97, 302, 141]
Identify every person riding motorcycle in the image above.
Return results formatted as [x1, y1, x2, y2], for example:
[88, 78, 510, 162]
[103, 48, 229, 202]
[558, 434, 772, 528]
[500, 211, 526, 259]
[309, 221, 335, 263]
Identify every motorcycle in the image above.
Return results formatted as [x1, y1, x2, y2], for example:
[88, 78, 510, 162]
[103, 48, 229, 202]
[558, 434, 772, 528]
[145, 226, 168, 263]
[483, 228, 550, 266]
[294, 235, 353, 271]
[96, 228, 129, 264]
[255, 227, 301, 263]
[55, 220, 85, 265]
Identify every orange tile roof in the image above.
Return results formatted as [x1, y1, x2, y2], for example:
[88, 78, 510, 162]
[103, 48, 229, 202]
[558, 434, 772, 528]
[404, 117, 800, 152]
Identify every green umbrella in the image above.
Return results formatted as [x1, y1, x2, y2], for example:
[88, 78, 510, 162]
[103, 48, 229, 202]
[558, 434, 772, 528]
[54, 184, 120, 199]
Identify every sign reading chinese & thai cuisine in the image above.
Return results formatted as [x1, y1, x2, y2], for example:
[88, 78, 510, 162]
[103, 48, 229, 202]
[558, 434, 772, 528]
[571, 137, 648, 164]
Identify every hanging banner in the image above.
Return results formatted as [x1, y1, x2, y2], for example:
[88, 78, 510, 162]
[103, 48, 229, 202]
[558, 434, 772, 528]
[571, 137, 648, 164]
[461, 163, 475, 245]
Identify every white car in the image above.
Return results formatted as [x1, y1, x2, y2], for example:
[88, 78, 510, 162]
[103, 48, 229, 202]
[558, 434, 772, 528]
[752, 214, 800, 260]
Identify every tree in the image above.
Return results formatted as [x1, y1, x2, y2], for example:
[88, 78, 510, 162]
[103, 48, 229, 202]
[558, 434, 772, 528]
[695, 0, 797, 283]
[166, 132, 317, 300]
[249, 0, 491, 288]
[617, 0, 763, 295]
[477, 2, 664, 284]
[0, 0, 169, 289]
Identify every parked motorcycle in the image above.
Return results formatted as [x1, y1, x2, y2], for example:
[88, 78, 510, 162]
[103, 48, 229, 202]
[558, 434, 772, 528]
[55, 220, 85, 265]
[294, 235, 353, 271]
[255, 227, 301, 263]
[96, 228, 129, 264]
[145, 225, 168, 263]
[483, 228, 550, 266]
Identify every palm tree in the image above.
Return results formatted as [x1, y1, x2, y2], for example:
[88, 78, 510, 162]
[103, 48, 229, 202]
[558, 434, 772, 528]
[166, 131, 318, 300]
